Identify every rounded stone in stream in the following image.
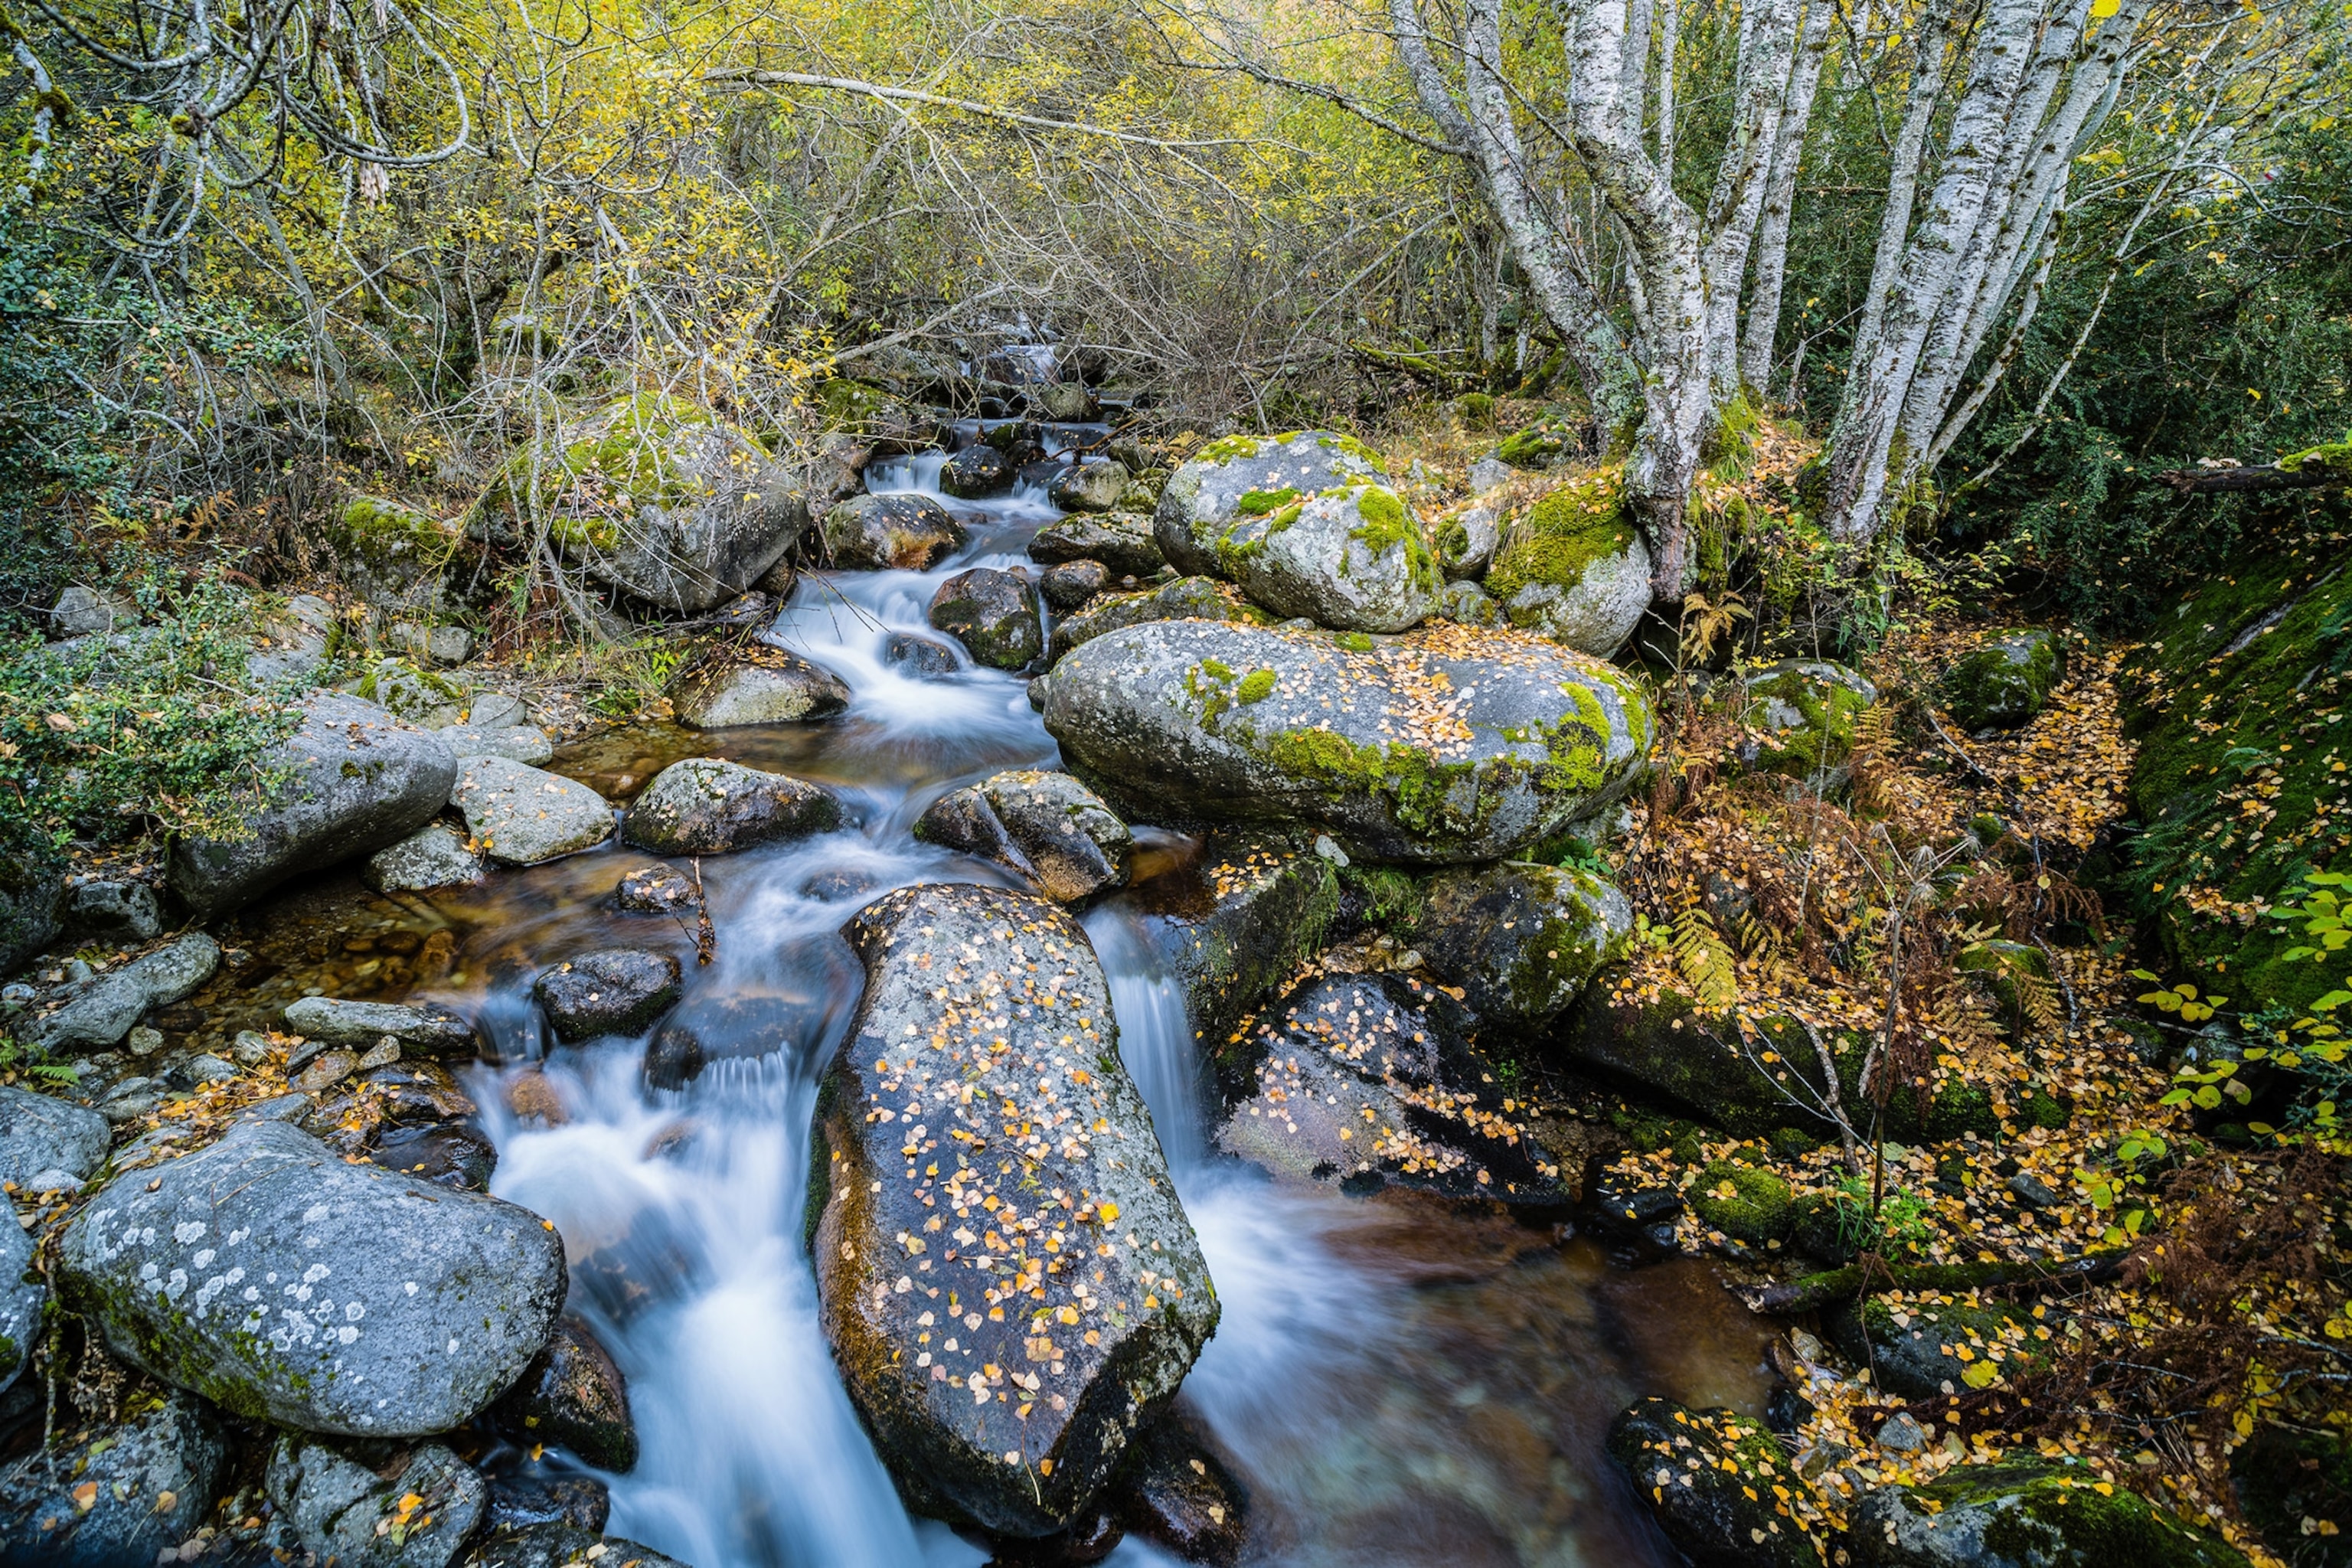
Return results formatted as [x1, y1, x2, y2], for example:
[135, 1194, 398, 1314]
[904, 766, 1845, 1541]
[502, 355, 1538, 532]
[283, 995, 482, 1057]
[57, 1117, 566, 1436]
[1606, 1398, 1822, 1568]
[364, 821, 488, 893]
[815, 883, 1218, 1537]
[667, 650, 851, 727]
[534, 949, 683, 1042]
[1047, 460, 1130, 514]
[929, 567, 1043, 670]
[821, 492, 969, 572]
[1040, 560, 1109, 612]
[492, 1315, 638, 1472]
[171, 694, 459, 919]
[886, 630, 964, 678]
[622, 756, 842, 855]
[1040, 618, 1651, 864]
[1031, 513, 1165, 580]
[266, 1433, 487, 1568]
[450, 756, 615, 866]
[940, 443, 1013, 498]
[0, 1390, 227, 1562]
[437, 723, 557, 765]
[617, 862, 701, 913]
[0, 1082, 111, 1190]
[915, 770, 1132, 905]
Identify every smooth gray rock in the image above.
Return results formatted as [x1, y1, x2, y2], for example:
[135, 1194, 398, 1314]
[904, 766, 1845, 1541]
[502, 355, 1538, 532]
[1490, 517, 1651, 658]
[1041, 618, 1651, 863]
[1432, 498, 1503, 580]
[0, 1082, 111, 1190]
[929, 567, 1042, 670]
[821, 492, 967, 570]
[1155, 430, 1386, 578]
[667, 653, 851, 727]
[915, 769, 1131, 904]
[621, 758, 842, 855]
[534, 949, 682, 1042]
[1410, 861, 1632, 1033]
[450, 757, 613, 866]
[0, 1390, 227, 1564]
[267, 1433, 487, 1568]
[172, 694, 459, 918]
[1047, 460, 1130, 513]
[1467, 454, 1514, 494]
[354, 658, 471, 729]
[23, 933, 220, 1053]
[815, 884, 1217, 1536]
[50, 583, 132, 637]
[283, 996, 481, 1057]
[439, 724, 556, 765]
[364, 822, 488, 893]
[2, 1211, 39, 1393]
[467, 691, 530, 729]
[389, 620, 475, 668]
[60, 878, 163, 942]
[1030, 512, 1165, 580]
[59, 1118, 567, 1436]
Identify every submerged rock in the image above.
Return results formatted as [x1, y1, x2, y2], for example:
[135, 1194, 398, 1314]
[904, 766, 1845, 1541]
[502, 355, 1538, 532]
[942, 443, 1013, 498]
[1031, 514, 1164, 580]
[1849, 1459, 2248, 1566]
[59, 1118, 565, 1436]
[617, 863, 701, 914]
[266, 1433, 488, 1568]
[283, 995, 481, 1057]
[1409, 861, 1632, 1033]
[451, 756, 614, 865]
[492, 1315, 638, 1472]
[23, 932, 220, 1052]
[1482, 469, 1650, 658]
[814, 883, 1217, 1537]
[172, 694, 458, 918]
[482, 1472, 612, 1536]
[534, 949, 683, 1042]
[622, 757, 841, 854]
[1041, 619, 1651, 863]
[0, 1390, 228, 1563]
[916, 770, 1132, 904]
[821, 492, 968, 571]
[1111, 1412, 1250, 1567]
[668, 650, 851, 727]
[886, 632, 964, 678]
[1606, 1397, 1823, 1568]
[929, 567, 1043, 670]
[364, 822, 487, 893]
[1942, 628, 2064, 731]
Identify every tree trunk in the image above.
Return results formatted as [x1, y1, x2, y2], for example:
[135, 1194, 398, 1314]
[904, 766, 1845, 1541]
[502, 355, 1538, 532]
[1739, 0, 1834, 393]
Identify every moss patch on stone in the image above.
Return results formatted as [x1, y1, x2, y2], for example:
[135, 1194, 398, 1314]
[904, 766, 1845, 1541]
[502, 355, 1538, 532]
[1236, 487, 1299, 516]
[1690, 1159, 1794, 1242]
[1485, 466, 1634, 603]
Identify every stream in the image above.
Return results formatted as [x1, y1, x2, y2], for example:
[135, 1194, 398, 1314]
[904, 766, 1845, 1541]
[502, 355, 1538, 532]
[225, 420, 1774, 1567]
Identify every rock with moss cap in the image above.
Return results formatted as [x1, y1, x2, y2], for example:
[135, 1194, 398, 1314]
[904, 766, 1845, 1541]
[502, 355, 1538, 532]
[1040, 618, 1651, 864]
[1606, 1396, 1828, 1568]
[471, 394, 807, 615]
[622, 756, 842, 854]
[1432, 496, 1504, 581]
[1850, 1459, 2249, 1567]
[1485, 466, 1651, 657]
[1494, 418, 1579, 472]
[818, 377, 936, 454]
[1047, 460, 1131, 514]
[929, 567, 1043, 669]
[916, 769, 1132, 903]
[1942, 629, 2064, 731]
[1048, 576, 1273, 662]
[1408, 861, 1632, 1033]
[1151, 430, 1377, 574]
[330, 495, 486, 614]
[1738, 659, 1878, 779]
[812, 882, 1218, 1537]
[1688, 1158, 1795, 1244]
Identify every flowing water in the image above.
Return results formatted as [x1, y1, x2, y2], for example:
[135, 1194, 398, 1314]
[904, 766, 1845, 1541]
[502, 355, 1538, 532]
[224, 423, 1775, 1566]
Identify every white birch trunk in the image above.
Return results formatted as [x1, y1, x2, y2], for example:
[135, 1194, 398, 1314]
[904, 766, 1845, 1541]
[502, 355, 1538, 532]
[1847, 0, 1961, 389]
[1739, 0, 1834, 393]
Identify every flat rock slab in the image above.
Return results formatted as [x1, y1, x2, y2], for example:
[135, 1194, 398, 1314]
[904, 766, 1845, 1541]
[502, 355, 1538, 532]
[452, 757, 614, 865]
[1042, 619, 1651, 863]
[172, 694, 458, 918]
[534, 949, 683, 1042]
[59, 1119, 565, 1436]
[668, 652, 851, 727]
[622, 757, 841, 855]
[283, 996, 480, 1057]
[0, 1081, 112, 1188]
[24, 932, 220, 1052]
[815, 883, 1218, 1537]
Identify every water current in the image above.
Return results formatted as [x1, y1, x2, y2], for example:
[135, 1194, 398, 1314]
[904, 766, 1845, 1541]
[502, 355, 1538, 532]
[235, 421, 1774, 1566]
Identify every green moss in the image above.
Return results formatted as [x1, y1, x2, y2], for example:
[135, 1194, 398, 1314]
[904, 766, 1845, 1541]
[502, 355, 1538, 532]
[1256, 727, 1490, 842]
[1744, 663, 1876, 778]
[1902, 1462, 2248, 1568]
[1193, 434, 1263, 465]
[818, 377, 903, 435]
[1236, 488, 1298, 516]
[1943, 628, 2063, 730]
[1334, 632, 1375, 653]
[1312, 432, 1386, 468]
[1486, 466, 1633, 603]
[1690, 1159, 1794, 1242]
[1495, 423, 1572, 470]
[1456, 393, 1495, 430]
[2276, 437, 2352, 477]
[1236, 668, 1276, 704]
[1341, 864, 1426, 929]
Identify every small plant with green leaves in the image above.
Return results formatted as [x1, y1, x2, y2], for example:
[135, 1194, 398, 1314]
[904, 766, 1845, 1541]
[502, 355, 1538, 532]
[1831, 1174, 1932, 1255]
[2075, 1129, 2167, 1247]
[0, 1033, 79, 1087]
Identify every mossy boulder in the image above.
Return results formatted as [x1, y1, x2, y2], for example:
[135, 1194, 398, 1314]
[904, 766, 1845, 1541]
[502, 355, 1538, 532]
[1408, 860, 1633, 1031]
[812, 884, 1218, 1537]
[1485, 467, 1651, 657]
[331, 495, 485, 613]
[1430, 496, 1504, 581]
[1040, 618, 1651, 864]
[1047, 460, 1131, 514]
[1494, 418, 1578, 472]
[818, 377, 933, 452]
[929, 567, 1043, 670]
[1738, 659, 1879, 779]
[1047, 576, 1272, 662]
[1689, 1159, 1795, 1243]
[1942, 629, 2064, 731]
[1606, 1397, 1828, 1568]
[1830, 1294, 2041, 1401]
[1850, 1459, 2249, 1567]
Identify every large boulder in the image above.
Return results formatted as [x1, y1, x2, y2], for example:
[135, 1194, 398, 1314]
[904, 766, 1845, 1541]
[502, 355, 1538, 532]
[267, 1433, 488, 1568]
[914, 770, 1132, 904]
[1409, 861, 1632, 1033]
[1606, 1397, 1828, 1568]
[58, 1118, 567, 1436]
[820, 492, 969, 571]
[472, 394, 805, 614]
[668, 649, 852, 727]
[450, 756, 614, 865]
[1153, 430, 1386, 578]
[22, 933, 220, 1052]
[283, 995, 481, 1057]
[1737, 659, 1879, 778]
[172, 694, 458, 919]
[1942, 629, 2064, 731]
[0, 1083, 111, 1191]
[1048, 576, 1272, 663]
[813, 883, 1218, 1537]
[1040, 619, 1651, 864]
[534, 949, 682, 1042]
[622, 757, 841, 854]
[1030, 513, 1165, 579]
[1850, 1460, 2248, 1567]
[1483, 468, 1651, 658]
[325, 496, 486, 615]
[0, 1390, 228, 1563]
[929, 567, 1043, 670]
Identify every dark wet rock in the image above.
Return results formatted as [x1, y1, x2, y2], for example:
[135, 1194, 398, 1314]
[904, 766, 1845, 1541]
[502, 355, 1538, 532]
[668, 651, 851, 727]
[463, 1523, 691, 1568]
[60, 877, 162, 942]
[1942, 629, 2064, 732]
[439, 724, 557, 765]
[0, 1390, 227, 1564]
[916, 770, 1132, 904]
[1133, 832, 1338, 1076]
[988, 1508, 1125, 1565]
[1582, 1167, 1684, 1250]
[803, 867, 881, 903]
[1048, 461, 1130, 514]
[942, 443, 1014, 498]
[1111, 1410, 1249, 1566]
[1217, 972, 1567, 1207]
[365, 1122, 498, 1191]
[1606, 1397, 1820, 1568]
[622, 757, 842, 855]
[451, 756, 614, 866]
[822, 492, 968, 572]
[1031, 513, 1166, 580]
[1041, 619, 1651, 864]
[618, 863, 701, 913]
[1850, 1459, 2248, 1567]
[815, 883, 1218, 1537]
[1409, 861, 1632, 1033]
[0, 1082, 113, 1190]
[2232, 1423, 2352, 1568]
[493, 1315, 638, 1472]
[23, 932, 220, 1052]
[1047, 576, 1269, 663]
[60, 1119, 562, 1435]
[642, 978, 848, 1090]
[266, 1432, 487, 1568]
[1036, 382, 1101, 423]
[1020, 459, 1071, 492]
[2, 1211, 38, 1393]
[365, 822, 488, 893]
[172, 694, 457, 918]
[534, 949, 682, 1042]
[283, 995, 481, 1057]
[930, 567, 1043, 670]
[1040, 560, 1110, 612]
[1828, 1294, 2037, 1403]
[0, 841, 64, 972]
[886, 632, 963, 678]
[483, 1472, 612, 1536]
